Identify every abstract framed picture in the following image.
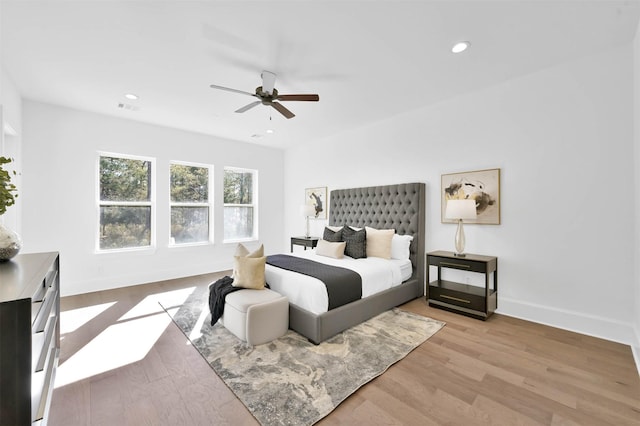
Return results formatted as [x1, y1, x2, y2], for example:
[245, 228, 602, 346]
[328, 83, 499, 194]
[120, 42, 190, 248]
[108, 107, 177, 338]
[441, 168, 500, 224]
[305, 186, 327, 219]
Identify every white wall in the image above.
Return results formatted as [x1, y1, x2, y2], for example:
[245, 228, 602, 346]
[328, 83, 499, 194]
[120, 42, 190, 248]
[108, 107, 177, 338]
[285, 44, 637, 346]
[0, 64, 23, 234]
[21, 101, 285, 296]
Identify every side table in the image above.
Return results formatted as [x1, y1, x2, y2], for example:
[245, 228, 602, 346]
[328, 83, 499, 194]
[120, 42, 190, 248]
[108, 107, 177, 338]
[426, 250, 498, 320]
[290, 236, 319, 252]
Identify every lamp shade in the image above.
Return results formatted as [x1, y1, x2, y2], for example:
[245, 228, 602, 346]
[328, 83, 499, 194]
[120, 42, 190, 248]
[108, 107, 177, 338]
[445, 199, 476, 220]
[301, 204, 316, 217]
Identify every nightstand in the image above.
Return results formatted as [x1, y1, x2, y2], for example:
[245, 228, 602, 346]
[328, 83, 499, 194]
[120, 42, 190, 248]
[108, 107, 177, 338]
[290, 236, 319, 252]
[426, 250, 497, 320]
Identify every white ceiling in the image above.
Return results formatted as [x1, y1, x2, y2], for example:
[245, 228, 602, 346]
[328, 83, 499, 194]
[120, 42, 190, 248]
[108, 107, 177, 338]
[1, 0, 639, 149]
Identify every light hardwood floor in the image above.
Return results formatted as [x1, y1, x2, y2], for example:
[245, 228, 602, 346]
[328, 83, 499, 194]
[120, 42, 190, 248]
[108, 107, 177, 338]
[49, 272, 640, 425]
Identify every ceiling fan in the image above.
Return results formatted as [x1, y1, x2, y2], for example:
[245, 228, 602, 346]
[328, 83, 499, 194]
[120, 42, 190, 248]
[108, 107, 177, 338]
[209, 71, 319, 119]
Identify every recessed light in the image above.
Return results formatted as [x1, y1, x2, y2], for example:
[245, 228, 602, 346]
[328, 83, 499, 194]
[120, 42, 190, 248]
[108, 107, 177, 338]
[451, 41, 471, 54]
[124, 93, 139, 100]
[266, 129, 274, 134]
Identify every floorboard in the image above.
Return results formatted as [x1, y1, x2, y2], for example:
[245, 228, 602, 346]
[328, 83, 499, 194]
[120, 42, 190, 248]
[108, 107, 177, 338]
[48, 273, 640, 425]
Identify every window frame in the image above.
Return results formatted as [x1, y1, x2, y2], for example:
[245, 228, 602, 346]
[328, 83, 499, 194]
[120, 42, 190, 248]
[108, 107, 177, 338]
[96, 151, 156, 253]
[223, 166, 258, 243]
[169, 160, 214, 247]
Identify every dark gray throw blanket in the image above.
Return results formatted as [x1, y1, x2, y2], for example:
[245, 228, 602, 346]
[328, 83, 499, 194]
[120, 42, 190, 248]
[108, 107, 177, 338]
[266, 254, 362, 310]
[208, 276, 242, 326]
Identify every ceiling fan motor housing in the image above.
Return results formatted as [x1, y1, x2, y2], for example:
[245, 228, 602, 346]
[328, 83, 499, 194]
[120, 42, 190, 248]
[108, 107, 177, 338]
[256, 86, 278, 104]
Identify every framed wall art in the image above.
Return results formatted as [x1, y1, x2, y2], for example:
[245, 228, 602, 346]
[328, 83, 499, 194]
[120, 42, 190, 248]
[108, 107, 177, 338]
[305, 186, 327, 219]
[441, 168, 500, 225]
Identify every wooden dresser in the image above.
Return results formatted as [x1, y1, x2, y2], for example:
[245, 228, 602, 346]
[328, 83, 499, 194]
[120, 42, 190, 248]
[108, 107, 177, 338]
[0, 252, 60, 426]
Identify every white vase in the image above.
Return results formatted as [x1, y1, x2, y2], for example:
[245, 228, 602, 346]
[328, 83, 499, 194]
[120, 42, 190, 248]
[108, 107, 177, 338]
[0, 223, 22, 261]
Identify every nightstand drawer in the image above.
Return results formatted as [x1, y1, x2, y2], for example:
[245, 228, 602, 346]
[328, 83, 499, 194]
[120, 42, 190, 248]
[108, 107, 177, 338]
[428, 256, 487, 273]
[429, 282, 485, 311]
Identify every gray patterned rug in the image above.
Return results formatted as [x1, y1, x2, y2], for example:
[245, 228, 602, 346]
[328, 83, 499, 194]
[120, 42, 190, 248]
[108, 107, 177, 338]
[160, 287, 444, 426]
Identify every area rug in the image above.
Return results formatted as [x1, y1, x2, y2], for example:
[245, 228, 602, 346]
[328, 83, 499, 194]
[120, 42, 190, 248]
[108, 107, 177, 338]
[160, 287, 445, 426]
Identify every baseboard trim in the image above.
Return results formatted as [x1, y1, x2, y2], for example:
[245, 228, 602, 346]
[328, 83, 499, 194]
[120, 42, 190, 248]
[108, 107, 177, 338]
[62, 260, 232, 297]
[497, 297, 637, 347]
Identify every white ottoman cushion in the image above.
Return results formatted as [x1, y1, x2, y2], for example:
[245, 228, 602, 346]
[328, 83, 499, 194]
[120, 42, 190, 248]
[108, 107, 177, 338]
[220, 288, 288, 346]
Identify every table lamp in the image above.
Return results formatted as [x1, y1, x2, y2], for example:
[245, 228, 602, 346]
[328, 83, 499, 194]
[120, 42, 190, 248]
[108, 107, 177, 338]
[445, 199, 477, 257]
[301, 204, 316, 238]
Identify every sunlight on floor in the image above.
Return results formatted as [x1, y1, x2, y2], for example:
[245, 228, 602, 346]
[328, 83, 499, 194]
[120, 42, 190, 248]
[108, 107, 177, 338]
[59, 302, 116, 334]
[55, 287, 196, 388]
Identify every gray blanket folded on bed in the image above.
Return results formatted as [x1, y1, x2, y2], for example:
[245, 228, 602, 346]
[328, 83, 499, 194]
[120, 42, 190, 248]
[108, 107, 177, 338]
[266, 254, 362, 310]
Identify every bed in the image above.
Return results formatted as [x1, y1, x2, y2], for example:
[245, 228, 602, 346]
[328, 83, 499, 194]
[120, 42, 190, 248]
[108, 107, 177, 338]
[267, 182, 425, 344]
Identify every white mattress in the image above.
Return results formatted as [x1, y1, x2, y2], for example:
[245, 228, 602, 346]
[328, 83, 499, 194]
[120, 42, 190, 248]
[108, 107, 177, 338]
[265, 250, 412, 315]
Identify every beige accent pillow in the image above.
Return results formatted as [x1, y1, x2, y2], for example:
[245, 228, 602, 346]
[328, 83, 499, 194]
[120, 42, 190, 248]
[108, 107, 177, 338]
[235, 243, 249, 257]
[316, 239, 347, 259]
[232, 243, 265, 280]
[365, 226, 395, 259]
[235, 243, 264, 258]
[232, 255, 266, 289]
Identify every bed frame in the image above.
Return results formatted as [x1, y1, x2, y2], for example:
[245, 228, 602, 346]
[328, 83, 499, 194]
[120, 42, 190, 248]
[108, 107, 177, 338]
[288, 182, 426, 344]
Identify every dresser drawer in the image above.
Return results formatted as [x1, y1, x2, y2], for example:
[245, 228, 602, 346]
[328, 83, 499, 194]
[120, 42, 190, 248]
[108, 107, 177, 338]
[32, 284, 57, 333]
[33, 311, 58, 372]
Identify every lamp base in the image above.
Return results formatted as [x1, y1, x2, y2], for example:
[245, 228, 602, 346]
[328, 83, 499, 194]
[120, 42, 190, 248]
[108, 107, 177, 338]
[453, 252, 466, 257]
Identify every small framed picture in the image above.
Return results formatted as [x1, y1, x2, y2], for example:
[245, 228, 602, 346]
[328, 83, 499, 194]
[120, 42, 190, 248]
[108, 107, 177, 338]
[441, 168, 500, 224]
[305, 187, 327, 219]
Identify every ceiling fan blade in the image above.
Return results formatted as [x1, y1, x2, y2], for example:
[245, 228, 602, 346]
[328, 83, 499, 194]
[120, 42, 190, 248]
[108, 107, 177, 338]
[271, 102, 295, 119]
[209, 84, 256, 97]
[277, 94, 320, 102]
[235, 101, 261, 113]
[261, 70, 276, 95]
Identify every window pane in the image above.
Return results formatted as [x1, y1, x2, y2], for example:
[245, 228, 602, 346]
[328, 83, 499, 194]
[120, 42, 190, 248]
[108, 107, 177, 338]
[99, 206, 151, 249]
[224, 206, 253, 240]
[171, 207, 209, 244]
[100, 156, 151, 202]
[170, 164, 208, 203]
[224, 170, 253, 204]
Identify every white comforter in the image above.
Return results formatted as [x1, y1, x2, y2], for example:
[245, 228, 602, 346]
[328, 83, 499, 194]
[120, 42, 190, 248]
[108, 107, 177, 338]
[264, 250, 410, 315]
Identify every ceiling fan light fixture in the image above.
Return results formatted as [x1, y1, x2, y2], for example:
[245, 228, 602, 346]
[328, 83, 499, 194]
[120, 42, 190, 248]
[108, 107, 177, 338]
[451, 41, 471, 53]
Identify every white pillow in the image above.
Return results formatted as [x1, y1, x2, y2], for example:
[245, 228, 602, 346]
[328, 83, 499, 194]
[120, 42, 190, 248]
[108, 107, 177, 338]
[365, 226, 394, 259]
[325, 225, 343, 232]
[391, 234, 413, 260]
[315, 239, 346, 259]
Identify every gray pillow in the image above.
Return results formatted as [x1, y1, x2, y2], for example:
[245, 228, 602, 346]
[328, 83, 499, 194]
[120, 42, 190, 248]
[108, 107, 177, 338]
[342, 226, 367, 259]
[323, 227, 342, 242]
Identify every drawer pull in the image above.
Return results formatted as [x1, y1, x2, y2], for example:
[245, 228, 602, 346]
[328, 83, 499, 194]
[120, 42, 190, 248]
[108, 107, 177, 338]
[440, 262, 471, 269]
[441, 294, 471, 304]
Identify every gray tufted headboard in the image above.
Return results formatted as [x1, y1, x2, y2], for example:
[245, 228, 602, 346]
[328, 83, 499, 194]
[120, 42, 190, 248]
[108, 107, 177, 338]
[329, 182, 426, 288]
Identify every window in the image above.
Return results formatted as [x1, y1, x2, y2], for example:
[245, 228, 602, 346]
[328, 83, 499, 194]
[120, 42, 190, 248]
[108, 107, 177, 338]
[223, 167, 257, 241]
[170, 162, 211, 245]
[98, 154, 154, 250]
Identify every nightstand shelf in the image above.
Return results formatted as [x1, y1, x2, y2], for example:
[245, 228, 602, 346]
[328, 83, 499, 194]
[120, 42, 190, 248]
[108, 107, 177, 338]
[426, 250, 497, 320]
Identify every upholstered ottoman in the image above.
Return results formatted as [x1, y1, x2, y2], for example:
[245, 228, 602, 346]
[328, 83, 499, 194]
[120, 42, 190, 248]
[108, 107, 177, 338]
[220, 288, 289, 346]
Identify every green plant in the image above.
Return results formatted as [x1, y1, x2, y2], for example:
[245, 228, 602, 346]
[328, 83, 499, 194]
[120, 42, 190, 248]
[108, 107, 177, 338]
[0, 156, 18, 216]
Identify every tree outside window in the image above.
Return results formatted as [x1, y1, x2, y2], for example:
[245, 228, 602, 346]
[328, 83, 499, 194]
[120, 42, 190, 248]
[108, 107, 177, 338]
[170, 163, 211, 245]
[224, 168, 257, 241]
[98, 154, 153, 250]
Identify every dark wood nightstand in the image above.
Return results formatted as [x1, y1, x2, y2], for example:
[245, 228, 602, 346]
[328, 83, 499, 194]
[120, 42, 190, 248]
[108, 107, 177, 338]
[290, 236, 319, 252]
[426, 250, 498, 320]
